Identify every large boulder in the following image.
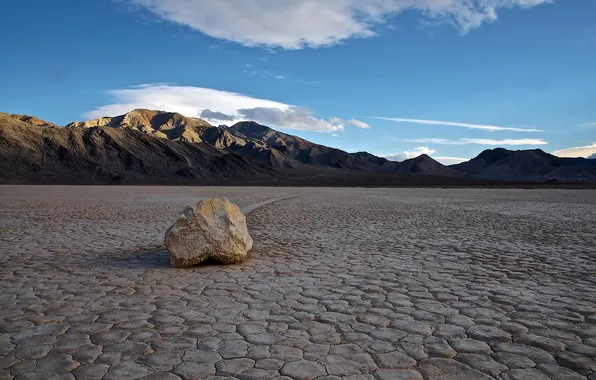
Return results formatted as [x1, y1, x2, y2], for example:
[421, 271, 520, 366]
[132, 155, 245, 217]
[165, 198, 253, 267]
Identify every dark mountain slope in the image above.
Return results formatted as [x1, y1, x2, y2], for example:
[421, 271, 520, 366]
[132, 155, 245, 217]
[452, 148, 596, 182]
[22, 110, 595, 185]
[227, 121, 396, 170]
[397, 154, 464, 176]
[58, 110, 462, 178]
[0, 113, 273, 184]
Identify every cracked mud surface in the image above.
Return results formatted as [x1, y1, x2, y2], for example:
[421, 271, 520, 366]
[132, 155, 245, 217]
[1, 186, 595, 380]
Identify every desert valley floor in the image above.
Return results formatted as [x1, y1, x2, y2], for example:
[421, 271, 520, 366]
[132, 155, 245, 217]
[0, 186, 595, 380]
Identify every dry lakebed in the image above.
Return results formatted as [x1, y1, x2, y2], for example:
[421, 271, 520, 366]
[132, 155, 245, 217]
[0, 186, 595, 380]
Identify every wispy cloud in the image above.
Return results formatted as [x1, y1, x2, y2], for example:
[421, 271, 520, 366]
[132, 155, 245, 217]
[85, 83, 367, 134]
[396, 138, 455, 144]
[235, 107, 344, 133]
[456, 138, 547, 145]
[553, 143, 596, 158]
[199, 109, 235, 121]
[243, 68, 287, 80]
[575, 122, 596, 131]
[374, 117, 541, 132]
[346, 119, 371, 129]
[397, 138, 548, 145]
[207, 43, 238, 56]
[124, 0, 551, 50]
[296, 78, 321, 85]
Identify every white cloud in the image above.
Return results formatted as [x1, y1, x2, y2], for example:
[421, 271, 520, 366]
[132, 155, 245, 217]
[199, 109, 235, 121]
[237, 107, 344, 133]
[245, 69, 288, 80]
[125, 0, 551, 49]
[383, 146, 436, 161]
[346, 119, 371, 129]
[397, 138, 456, 144]
[460, 138, 548, 145]
[553, 143, 596, 158]
[86, 83, 286, 118]
[85, 83, 352, 133]
[399, 138, 548, 145]
[434, 156, 469, 165]
[375, 117, 541, 132]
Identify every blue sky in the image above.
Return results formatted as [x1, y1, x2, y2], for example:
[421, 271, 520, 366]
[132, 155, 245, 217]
[1, 0, 595, 162]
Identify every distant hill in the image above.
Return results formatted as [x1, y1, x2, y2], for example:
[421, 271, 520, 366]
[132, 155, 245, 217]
[4, 113, 59, 128]
[396, 154, 463, 177]
[227, 121, 437, 173]
[2, 110, 595, 185]
[66, 109, 212, 142]
[0, 110, 462, 184]
[0, 112, 272, 184]
[59, 109, 462, 177]
[451, 148, 596, 182]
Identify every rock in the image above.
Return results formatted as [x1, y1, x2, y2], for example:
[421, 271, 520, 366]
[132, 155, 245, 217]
[536, 364, 587, 380]
[103, 362, 153, 380]
[215, 358, 255, 376]
[467, 325, 512, 343]
[516, 334, 565, 352]
[33, 354, 79, 373]
[424, 337, 457, 358]
[174, 362, 216, 378]
[165, 198, 253, 267]
[71, 364, 110, 379]
[390, 320, 433, 336]
[280, 360, 327, 380]
[492, 352, 535, 369]
[491, 343, 556, 364]
[374, 351, 416, 368]
[456, 354, 508, 377]
[499, 368, 552, 380]
[449, 338, 492, 354]
[556, 352, 596, 374]
[376, 369, 424, 380]
[318, 355, 377, 376]
[418, 358, 494, 380]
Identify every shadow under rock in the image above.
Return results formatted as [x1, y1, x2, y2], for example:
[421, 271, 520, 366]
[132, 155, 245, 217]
[101, 249, 254, 270]
[99, 249, 171, 269]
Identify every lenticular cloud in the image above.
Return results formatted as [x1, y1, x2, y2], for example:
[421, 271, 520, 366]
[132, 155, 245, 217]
[85, 84, 358, 133]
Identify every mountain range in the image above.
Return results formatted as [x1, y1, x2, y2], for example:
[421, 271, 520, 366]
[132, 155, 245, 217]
[1, 109, 595, 185]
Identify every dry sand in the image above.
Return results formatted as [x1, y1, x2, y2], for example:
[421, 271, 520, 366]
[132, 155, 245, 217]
[0, 186, 595, 380]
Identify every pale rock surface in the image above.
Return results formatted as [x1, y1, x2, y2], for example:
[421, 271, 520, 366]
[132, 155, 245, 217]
[165, 198, 253, 267]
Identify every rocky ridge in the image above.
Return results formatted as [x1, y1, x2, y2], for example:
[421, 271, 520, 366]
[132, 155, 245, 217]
[452, 148, 596, 182]
[0, 112, 272, 184]
[2, 109, 596, 184]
